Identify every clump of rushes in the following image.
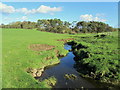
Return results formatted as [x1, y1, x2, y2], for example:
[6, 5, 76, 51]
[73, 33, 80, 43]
[64, 74, 77, 80]
[44, 76, 57, 87]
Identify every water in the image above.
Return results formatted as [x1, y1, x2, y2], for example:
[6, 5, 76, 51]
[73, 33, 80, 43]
[38, 44, 97, 88]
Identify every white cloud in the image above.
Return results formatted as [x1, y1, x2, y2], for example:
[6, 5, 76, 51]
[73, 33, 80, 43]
[94, 16, 107, 22]
[16, 5, 62, 14]
[16, 8, 28, 14]
[3, 16, 28, 22]
[0, 2, 62, 15]
[0, 2, 15, 14]
[36, 5, 62, 14]
[16, 16, 28, 21]
[21, 16, 28, 20]
[80, 14, 93, 21]
[16, 8, 37, 14]
[80, 14, 107, 22]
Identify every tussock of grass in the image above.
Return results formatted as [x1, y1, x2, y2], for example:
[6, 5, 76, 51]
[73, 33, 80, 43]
[43, 76, 57, 87]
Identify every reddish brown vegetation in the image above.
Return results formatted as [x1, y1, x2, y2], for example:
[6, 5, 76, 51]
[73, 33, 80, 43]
[57, 38, 74, 42]
[28, 44, 55, 51]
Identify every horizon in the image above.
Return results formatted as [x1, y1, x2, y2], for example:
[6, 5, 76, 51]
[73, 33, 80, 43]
[0, 2, 118, 27]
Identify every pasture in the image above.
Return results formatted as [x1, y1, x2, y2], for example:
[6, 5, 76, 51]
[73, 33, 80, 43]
[2, 28, 70, 88]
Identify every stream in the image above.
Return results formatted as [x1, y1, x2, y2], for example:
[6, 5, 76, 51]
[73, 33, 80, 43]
[38, 44, 101, 89]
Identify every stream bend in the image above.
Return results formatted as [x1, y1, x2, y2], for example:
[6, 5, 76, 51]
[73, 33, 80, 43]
[38, 44, 96, 88]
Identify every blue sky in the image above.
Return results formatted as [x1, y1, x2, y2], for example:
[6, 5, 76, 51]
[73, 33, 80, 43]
[0, 2, 118, 27]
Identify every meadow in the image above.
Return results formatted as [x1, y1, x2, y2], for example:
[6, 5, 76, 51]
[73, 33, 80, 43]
[2, 28, 70, 88]
[2, 28, 119, 88]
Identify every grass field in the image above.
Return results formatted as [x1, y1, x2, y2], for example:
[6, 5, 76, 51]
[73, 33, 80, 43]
[2, 28, 70, 88]
[2, 28, 119, 88]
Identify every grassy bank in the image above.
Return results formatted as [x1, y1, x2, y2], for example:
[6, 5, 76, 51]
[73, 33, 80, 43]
[68, 31, 119, 86]
[2, 28, 70, 88]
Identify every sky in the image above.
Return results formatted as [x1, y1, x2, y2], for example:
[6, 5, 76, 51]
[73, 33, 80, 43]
[1, 0, 119, 2]
[0, 2, 118, 27]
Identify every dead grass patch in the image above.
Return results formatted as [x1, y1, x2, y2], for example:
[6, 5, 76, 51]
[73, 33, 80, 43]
[28, 44, 55, 51]
[44, 56, 53, 60]
[57, 38, 74, 42]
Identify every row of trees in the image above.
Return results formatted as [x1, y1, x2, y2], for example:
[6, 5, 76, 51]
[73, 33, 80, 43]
[37, 19, 71, 33]
[0, 19, 117, 33]
[0, 21, 37, 29]
[73, 21, 115, 33]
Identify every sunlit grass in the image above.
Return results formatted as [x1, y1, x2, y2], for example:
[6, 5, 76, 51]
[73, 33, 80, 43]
[2, 28, 70, 88]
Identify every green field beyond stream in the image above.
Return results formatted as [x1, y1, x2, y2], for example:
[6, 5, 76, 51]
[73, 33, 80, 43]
[2, 28, 119, 89]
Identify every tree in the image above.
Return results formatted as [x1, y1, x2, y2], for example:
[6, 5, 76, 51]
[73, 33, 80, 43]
[74, 21, 114, 33]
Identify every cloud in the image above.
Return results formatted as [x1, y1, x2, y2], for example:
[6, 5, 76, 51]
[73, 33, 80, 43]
[16, 8, 37, 14]
[3, 16, 28, 22]
[16, 8, 29, 14]
[0, 2, 62, 15]
[21, 16, 28, 20]
[16, 16, 28, 21]
[0, 2, 15, 14]
[80, 14, 93, 21]
[80, 14, 107, 22]
[94, 17, 107, 22]
[36, 5, 62, 14]
[16, 5, 62, 14]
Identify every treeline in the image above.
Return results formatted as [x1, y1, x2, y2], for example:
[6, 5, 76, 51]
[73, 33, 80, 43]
[0, 18, 117, 33]
[0, 21, 37, 29]
[37, 19, 71, 33]
[73, 21, 116, 33]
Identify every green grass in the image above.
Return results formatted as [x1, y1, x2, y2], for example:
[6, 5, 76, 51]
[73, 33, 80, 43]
[2, 28, 70, 88]
[70, 31, 119, 85]
[2, 28, 119, 88]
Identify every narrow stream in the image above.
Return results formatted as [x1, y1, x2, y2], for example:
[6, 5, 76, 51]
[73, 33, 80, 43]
[38, 44, 97, 88]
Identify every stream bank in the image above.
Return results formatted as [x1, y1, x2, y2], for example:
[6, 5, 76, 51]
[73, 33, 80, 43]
[37, 44, 103, 89]
[67, 40, 120, 90]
